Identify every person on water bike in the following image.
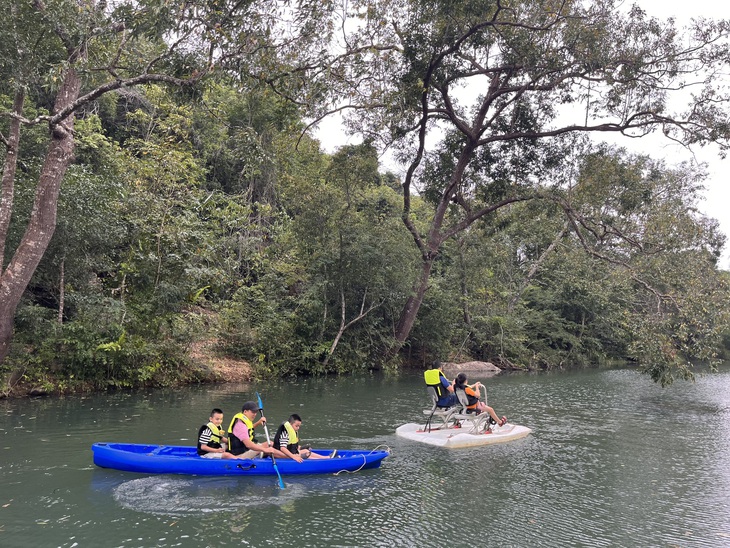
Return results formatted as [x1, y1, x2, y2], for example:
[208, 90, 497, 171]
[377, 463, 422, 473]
[424, 361, 459, 408]
[273, 414, 337, 462]
[227, 401, 286, 459]
[453, 372, 507, 426]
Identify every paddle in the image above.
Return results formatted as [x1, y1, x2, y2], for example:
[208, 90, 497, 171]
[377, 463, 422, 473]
[255, 391, 285, 490]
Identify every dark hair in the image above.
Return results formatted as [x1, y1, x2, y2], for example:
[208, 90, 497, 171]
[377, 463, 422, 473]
[432, 360, 441, 369]
[288, 413, 302, 423]
[210, 408, 223, 416]
[241, 401, 260, 412]
[456, 373, 467, 385]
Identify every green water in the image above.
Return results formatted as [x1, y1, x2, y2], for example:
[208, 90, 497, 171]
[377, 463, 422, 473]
[1, 366, 729, 547]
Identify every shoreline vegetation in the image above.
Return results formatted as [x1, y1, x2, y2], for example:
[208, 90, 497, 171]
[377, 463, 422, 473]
[1, 339, 253, 399]
[2, 341, 724, 400]
[0, 350, 524, 400]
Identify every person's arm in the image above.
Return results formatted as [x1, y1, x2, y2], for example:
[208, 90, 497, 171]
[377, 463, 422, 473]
[247, 415, 273, 447]
[245, 439, 271, 452]
[236, 422, 277, 454]
[247, 440, 286, 458]
[279, 445, 303, 462]
[277, 431, 303, 462]
[198, 429, 225, 454]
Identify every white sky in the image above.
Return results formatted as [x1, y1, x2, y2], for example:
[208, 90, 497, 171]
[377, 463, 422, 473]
[315, 1, 730, 269]
[629, 1, 730, 268]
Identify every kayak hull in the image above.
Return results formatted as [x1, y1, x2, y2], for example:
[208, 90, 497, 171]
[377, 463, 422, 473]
[395, 422, 531, 448]
[92, 443, 388, 476]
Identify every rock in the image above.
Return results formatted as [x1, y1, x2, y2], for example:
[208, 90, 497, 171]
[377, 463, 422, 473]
[441, 360, 501, 378]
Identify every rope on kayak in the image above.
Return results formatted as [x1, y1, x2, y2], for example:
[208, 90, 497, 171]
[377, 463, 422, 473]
[332, 445, 390, 476]
[333, 455, 367, 475]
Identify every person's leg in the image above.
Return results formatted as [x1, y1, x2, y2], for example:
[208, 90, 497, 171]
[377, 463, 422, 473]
[236, 449, 263, 459]
[304, 449, 328, 459]
[487, 406, 507, 426]
[485, 405, 501, 423]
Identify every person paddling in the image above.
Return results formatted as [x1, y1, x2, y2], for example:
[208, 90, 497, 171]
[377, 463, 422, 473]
[273, 414, 337, 462]
[227, 401, 286, 459]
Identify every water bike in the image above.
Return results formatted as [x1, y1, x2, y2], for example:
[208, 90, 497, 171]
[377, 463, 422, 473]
[395, 383, 531, 448]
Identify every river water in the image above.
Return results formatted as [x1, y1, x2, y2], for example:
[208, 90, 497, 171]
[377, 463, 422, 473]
[1, 365, 729, 547]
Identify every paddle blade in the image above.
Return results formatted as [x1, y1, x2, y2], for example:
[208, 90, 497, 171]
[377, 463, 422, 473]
[274, 466, 285, 489]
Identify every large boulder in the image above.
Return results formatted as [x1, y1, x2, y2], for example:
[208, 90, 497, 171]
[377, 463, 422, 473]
[441, 360, 501, 378]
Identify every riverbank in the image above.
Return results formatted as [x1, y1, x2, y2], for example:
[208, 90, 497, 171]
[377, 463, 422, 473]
[0, 332, 539, 400]
[0, 340, 252, 399]
[1, 351, 530, 399]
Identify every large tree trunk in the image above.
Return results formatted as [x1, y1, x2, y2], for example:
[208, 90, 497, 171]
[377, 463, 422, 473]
[57, 256, 65, 324]
[391, 144, 475, 354]
[394, 257, 435, 344]
[0, 68, 81, 364]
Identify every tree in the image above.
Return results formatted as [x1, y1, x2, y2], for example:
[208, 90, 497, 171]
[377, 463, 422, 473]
[218, 140, 415, 376]
[320, 0, 730, 371]
[0, 0, 334, 364]
[561, 150, 729, 384]
[296, 143, 414, 370]
[446, 147, 729, 382]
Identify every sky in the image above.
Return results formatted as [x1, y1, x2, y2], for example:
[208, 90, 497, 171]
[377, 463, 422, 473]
[315, 1, 730, 269]
[629, 1, 730, 268]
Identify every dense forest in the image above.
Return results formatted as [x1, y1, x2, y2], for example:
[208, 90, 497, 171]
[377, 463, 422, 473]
[2, 0, 730, 396]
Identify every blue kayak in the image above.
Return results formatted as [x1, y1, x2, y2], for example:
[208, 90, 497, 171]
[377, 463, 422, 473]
[92, 442, 389, 476]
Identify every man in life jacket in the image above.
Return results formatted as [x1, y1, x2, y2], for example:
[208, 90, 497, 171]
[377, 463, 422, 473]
[197, 408, 242, 459]
[273, 414, 337, 462]
[227, 401, 286, 459]
[424, 360, 458, 408]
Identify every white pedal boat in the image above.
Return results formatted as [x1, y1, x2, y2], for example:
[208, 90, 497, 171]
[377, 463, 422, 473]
[395, 422, 532, 448]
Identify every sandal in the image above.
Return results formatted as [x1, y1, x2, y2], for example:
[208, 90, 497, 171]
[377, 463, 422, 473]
[499, 416, 508, 427]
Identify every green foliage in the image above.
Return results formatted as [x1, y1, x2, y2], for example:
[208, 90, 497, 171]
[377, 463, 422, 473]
[9, 298, 186, 390]
[5, 5, 730, 390]
[212, 141, 418, 377]
[11, 110, 729, 387]
[399, 147, 730, 382]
